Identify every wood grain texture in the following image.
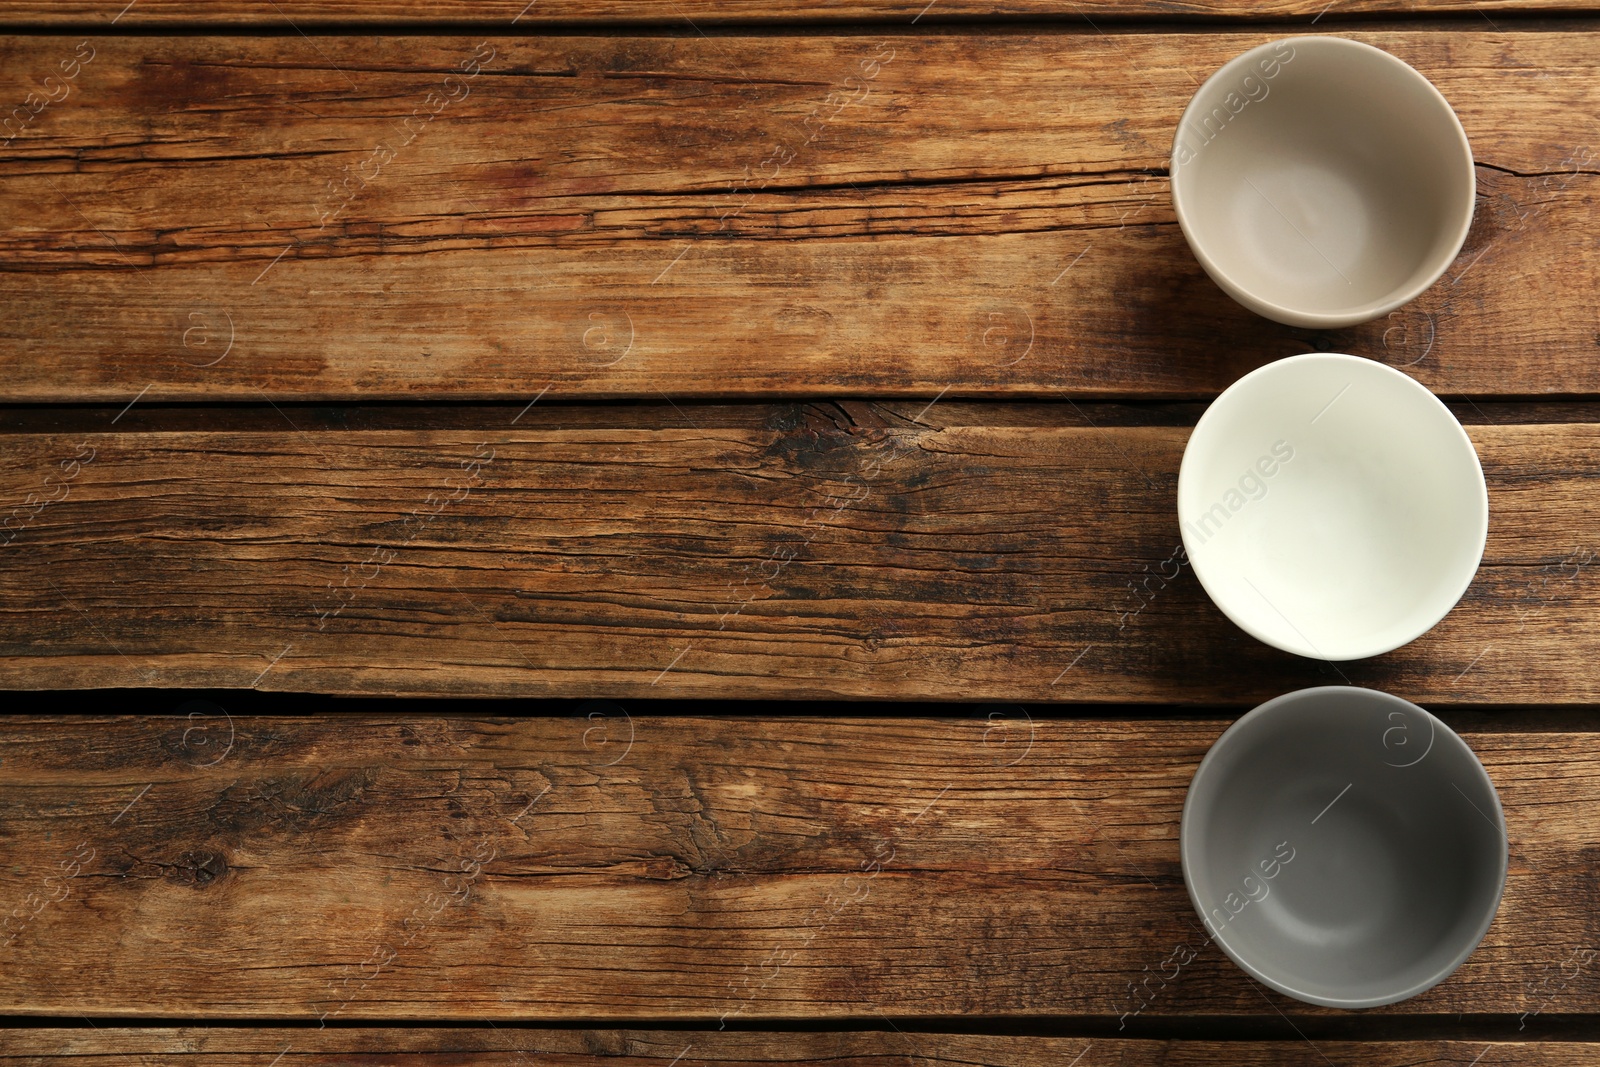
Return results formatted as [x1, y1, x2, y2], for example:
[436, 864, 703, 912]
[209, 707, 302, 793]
[3, 1029, 1600, 1066]
[0, 1, 1595, 25]
[1, 715, 1598, 1021]
[0, 412, 1596, 701]
[1, 32, 1598, 401]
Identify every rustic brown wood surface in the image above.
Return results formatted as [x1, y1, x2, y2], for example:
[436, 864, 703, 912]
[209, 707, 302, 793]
[1, 413, 1595, 701]
[3, 1029, 1599, 1066]
[1, 1, 1595, 25]
[4, 0, 1599, 1054]
[2, 31, 1598, 402]
[0, 715, 1596, 1021]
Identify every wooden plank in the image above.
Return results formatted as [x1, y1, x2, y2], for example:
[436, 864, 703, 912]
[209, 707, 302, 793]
[0, 1, 1594, 25]
[0, 414, 1596, 700]
[1, 31, 1597, 401]
[2, 1029, 1598, 1066]
[0, 715, 1597, 1020]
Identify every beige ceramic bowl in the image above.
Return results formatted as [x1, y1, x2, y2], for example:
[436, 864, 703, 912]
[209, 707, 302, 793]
[1170, 37, 1475, 329]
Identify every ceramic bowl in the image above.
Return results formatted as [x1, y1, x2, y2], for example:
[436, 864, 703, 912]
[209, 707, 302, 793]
[1178, 352, 1486, 661]
[1171, 36, 1475, 328]
[1182, 685, 1507, 1008]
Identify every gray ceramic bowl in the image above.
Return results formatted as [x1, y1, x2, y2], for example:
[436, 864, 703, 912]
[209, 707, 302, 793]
[1171, 36, 1475, 328]
[1181, 686, 1507, 1007]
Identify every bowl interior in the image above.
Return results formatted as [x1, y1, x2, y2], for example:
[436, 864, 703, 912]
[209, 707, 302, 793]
[1183, 687, 1506, 1007]
[1179, 353, 1486, 660]
[1173, 37, 1473, 322]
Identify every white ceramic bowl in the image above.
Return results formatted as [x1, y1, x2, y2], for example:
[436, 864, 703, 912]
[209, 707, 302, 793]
[1170, 36, 1475, 328]
[1178, 353, 1487, 660]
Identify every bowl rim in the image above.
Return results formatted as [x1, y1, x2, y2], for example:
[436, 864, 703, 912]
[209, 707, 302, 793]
[1169, 35, 1476, 329]
[1178, 352, 1489, 661]
[1179, 684, 1510, 1009]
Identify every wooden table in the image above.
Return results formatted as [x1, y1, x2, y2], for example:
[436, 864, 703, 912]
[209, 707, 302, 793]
[2, 2, 1598, 1063]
